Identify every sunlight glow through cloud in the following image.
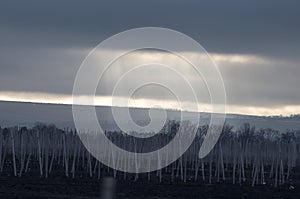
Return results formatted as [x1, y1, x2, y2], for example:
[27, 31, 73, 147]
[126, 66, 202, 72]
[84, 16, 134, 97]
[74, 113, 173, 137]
[0, 91, 299, 116]
[0, 50, 297, 117]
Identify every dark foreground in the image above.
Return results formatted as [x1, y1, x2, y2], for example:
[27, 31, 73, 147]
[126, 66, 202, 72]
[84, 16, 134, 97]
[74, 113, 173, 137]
[0, 176, 299, 199]
[1, 124, 300, 198]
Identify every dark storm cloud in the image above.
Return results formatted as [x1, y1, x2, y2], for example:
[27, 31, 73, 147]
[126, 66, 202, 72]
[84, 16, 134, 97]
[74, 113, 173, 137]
[0, 0, 300, 111]
[0, 0, 299, 57]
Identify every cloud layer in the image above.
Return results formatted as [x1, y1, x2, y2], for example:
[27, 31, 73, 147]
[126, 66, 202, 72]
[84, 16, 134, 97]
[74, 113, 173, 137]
[0, 0, 299, 116]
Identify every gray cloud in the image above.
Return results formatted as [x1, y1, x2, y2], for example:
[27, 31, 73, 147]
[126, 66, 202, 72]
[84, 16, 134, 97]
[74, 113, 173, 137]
[0, 0, 300, 113]
[0, 0, 299, 57]
[219, 58, 300, 107]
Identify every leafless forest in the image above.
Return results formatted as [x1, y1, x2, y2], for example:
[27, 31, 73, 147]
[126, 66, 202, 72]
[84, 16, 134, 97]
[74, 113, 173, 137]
[0, 122, 299, 188]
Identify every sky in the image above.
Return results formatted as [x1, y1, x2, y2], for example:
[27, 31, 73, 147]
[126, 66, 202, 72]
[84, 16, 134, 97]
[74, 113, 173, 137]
[0, 0, 300, 116]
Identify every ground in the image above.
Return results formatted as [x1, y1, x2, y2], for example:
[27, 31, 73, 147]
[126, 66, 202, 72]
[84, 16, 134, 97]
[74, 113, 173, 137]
[0, 175, 299, 199]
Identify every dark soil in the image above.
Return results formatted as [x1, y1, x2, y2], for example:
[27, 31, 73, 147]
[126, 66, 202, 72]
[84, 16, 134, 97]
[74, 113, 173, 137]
[0, 175, 299, 199]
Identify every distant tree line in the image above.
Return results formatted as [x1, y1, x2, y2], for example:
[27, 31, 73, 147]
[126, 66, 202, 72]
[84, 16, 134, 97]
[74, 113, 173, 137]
[0, 122, 299, 187]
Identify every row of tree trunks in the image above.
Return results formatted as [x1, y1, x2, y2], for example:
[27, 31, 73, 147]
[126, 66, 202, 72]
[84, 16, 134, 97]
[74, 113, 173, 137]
[0, 123, 299, 187]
